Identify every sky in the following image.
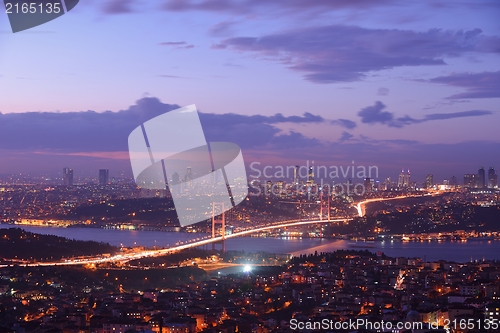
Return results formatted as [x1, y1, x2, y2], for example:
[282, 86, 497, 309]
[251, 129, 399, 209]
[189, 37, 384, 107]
[0, 0, 499, 183]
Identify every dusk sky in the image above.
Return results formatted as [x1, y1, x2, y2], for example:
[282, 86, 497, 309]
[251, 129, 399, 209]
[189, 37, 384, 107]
[0, 0, 499, 183]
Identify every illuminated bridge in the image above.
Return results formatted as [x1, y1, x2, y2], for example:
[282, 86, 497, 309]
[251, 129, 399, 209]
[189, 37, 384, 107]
[1, 217, 352, 267]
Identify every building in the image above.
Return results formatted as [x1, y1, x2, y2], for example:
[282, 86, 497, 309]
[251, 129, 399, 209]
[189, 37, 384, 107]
[364, 178, 372, 193]
[477, 167, 486, 188]
[293, 165, 299, 185]
[63, 168, 73, 186]
[307, 166, 314, 184]
[488, 167, 498, 188]
[485, 301, 500, 321]
[398, 169, 410, 188]
[185, 166, 193, 182]
[449, 175, 457, 188]
[99, 169, 109, 185]
[425, 174, 433, 189]
[398, 170, 405, 188]
[464, 173, 477, 188]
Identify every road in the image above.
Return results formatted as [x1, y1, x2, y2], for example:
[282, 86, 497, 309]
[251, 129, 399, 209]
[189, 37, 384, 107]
[2, 192, 434, 268]
[0, 217, 351, 267]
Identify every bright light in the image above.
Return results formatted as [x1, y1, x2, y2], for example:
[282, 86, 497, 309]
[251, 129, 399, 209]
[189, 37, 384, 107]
[243, 265, 252, 272]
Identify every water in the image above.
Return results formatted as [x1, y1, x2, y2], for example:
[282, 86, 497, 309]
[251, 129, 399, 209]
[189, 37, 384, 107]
[1, 224, 499, 262]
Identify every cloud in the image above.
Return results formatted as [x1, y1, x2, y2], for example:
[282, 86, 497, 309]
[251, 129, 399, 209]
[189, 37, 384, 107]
[377, 87, 390, 96]
[358, 101, 394, 125]
[159, 41, 188, 46]
[0, 98, 327, 153]
[0, 97, 498, 181]
[162, 0, 397, 14]
[102, 0, 136, 14]
[357, 101, 494, 127]
[209, 21, 237, 37]
[339, 131, 354, 142]
[213, 26, 500, 83]
[428, 71, 500, 99]
[159, 41, 194, 49]
[331, 119, 357, 129]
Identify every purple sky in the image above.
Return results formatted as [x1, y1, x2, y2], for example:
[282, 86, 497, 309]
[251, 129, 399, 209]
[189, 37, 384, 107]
[0, 0, 499, 183]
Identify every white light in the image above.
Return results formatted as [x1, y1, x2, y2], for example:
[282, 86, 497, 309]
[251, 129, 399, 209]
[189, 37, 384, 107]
[243, 265, 252, 272]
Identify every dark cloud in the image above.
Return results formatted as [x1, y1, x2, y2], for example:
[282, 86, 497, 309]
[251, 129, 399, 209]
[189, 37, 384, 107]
[331, 119, 357, 129]
[358, 101, 394, 125]
[213, 26, 500, 83]
[338, 131, 354, 142]
[0, 98, 326, 153]
[428, 71, 500, 99]
[357, 101, 494, 128]
[0, 97, 498, 182]
[102, 0, 135, 14]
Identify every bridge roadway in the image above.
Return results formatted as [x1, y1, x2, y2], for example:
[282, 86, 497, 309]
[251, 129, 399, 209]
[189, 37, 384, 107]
[4, 193, 436, 268]
[1, 217, 352, 268]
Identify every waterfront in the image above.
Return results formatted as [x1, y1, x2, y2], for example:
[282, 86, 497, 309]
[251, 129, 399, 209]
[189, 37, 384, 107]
[1, 224, 499, 262]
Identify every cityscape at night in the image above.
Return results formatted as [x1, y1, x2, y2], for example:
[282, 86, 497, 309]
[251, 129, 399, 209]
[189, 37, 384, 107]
[1, 1, 500, 333]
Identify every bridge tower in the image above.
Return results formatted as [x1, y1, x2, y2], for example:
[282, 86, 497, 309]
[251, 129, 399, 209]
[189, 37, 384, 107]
[211, 202, 226, 253]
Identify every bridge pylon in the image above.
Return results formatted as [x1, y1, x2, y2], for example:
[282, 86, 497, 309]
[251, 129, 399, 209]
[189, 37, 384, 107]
[211, 202, 226, 253]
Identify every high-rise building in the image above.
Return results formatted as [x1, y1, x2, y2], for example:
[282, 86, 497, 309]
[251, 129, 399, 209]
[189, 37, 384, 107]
[308, 166, 314, 184]
[464, 174, 475, 187]
[63, 168, 73, 186]
[364, 178, 372, 193]
[404, 170, 410, 188]
[449, 175, 457, 188]
[185, 167, 193, 182]
[293, 165, 299, 185]
[425, 174, 433, 189]
[99, 169, 109, 185]
[398, 169, 405, 188]
[477, 167, 486, 188]
[488, 167, 498, 188]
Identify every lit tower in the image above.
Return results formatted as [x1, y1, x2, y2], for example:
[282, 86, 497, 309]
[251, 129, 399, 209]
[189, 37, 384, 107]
[398, 169, 405, 188]
[405, 170, 411, 188]
[425, 174, 433, 189]
[308, 166, 314, 184]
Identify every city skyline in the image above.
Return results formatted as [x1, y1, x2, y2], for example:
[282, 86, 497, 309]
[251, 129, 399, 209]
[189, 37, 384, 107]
[0, 1, 499, 182]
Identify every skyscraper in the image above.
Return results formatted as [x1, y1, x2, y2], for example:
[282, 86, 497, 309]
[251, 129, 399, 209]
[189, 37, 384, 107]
[293, 165, 299, 185]
[477, 167, 485, 188]
[488, 167, 498, 188]
[405, 170, 411, 188]
[425, 174, 433, 189]
[63, 168, 73, 186]
[99, 169, 109, 185]
[449, 175, 457, 188]
[364, 178, 372, 193]
[185, 166, 193, 182]
[308, 166, 314, 184]
[464, 174, 475, 187]
[398, 169, 405, 188]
